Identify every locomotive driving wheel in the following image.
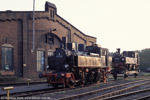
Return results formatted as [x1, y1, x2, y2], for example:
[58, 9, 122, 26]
[66, 78, 74, 88]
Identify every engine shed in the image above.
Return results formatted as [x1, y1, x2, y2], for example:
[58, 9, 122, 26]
[0, 1, 96, 79]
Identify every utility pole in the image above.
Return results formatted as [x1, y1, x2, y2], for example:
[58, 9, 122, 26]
[32, 0, 35, 52]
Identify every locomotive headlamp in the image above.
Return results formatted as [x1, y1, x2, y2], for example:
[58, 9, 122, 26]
[64, 64, 69, 68]
[121, 57, 125, 62]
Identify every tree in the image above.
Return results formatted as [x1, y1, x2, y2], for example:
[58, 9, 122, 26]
[139, 48, 150, 71]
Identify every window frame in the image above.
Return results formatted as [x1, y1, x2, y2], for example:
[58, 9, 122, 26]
[37, 50, 45, 72]
[1, 45, 14, 71]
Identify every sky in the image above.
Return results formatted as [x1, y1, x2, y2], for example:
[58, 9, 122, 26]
[0, 0, 150, 52]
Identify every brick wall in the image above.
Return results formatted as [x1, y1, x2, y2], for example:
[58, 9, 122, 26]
[0, 20, 23, 76]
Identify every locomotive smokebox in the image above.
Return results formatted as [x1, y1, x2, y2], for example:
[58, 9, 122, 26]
[117, 48, 121, 55]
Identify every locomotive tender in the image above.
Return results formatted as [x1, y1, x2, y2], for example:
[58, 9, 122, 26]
[40, 43, 110, 88]
[111, 48, 140, 80]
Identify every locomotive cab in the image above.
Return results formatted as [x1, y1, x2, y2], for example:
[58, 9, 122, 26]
[86, 44, 109, 66]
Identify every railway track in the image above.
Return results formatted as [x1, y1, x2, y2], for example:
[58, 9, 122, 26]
[4, 79, 114, 97]
[55, 79, 150, 100]
[1, 76, 150, 100]
[103, 88, 150, 100]
[9, 87, 67, 97]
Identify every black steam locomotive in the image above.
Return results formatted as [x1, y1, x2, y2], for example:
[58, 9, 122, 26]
[111, 49, 140, 80]
[40, 43, 110, 88]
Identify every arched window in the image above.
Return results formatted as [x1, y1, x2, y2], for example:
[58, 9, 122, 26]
[45, 33, 62, 46]
[1, 44, 14, 71]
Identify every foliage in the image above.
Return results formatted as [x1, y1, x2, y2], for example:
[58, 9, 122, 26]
[139, 48, 150, 71]
[108, 52, 114, 56]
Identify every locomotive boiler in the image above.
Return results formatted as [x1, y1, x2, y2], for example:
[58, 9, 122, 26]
[39, 43, 110, 88]
[111, 48, 140, 80]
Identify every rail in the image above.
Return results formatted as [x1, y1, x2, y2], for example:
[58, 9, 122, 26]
[57, 79, 150, 100]
[102, 88, 150, 100]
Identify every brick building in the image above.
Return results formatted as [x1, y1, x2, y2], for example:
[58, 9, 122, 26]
[0, 2, 96, 78]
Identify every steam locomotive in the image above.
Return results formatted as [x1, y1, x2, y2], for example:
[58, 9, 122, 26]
[39, 43, 110, 88]
[111, 49, 140, 80]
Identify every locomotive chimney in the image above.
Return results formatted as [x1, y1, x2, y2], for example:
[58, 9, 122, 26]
[117, 48, 120, 55]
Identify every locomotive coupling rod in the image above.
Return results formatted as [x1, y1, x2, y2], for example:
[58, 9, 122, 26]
[3, 86, 14, 100]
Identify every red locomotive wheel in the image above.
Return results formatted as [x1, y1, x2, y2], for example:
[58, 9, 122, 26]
[66, 78, 74, 88]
